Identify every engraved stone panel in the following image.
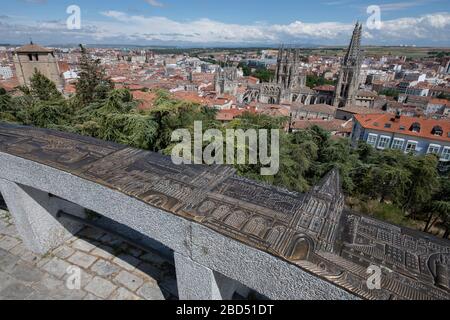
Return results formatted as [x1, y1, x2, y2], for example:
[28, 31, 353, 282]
[0, 123, 448, 300]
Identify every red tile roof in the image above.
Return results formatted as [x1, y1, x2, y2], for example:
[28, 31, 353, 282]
[355, 113, 450, 143]
[173, 91, 210, 105]
[292, 119, 353, 133]
[0, 80, 20, 92]
[294, 103, 337, 115]
[410, 82, 430, 89]
[356, 90, 378, 98]
[429, 98, 449, 106]
[63, 84, 76, 94]
[314, 85, 335, 92]
[15, 44, 52, 53]
[247, 76, 260, 84]
[216, 109, 246, 121]
[58, 62, 70, 74]
[340, 105, 380, 115]
[430, 85, 450, 93]
[132, 91, 157, 110]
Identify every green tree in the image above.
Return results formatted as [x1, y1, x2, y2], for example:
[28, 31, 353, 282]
[75, 44, 114, 106]
[26, 69, 62, 102]
[0, 88, 18, 123]
[436, 92, 450, 100]
[24, 100, 72, 129]
[238, 63, 251, 77]
[72, 88, 159, 149]
[0, 88, 12, 112]
[422, 177, 450, 237]
[238, 63, 274, 82]
[151, 90, 219, 153]
[306, 75, 335, 88]
[380, 89, 399, 99]
[252, 68, 275, 82]
[403, 155, 440, 218]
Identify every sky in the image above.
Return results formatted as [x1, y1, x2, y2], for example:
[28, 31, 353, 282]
[0, 0, 449, 47]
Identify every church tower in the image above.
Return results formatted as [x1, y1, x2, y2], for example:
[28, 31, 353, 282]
[13, 42, 63, 90]
[275, 47, 305, 90]
[333, 23, 363, 108]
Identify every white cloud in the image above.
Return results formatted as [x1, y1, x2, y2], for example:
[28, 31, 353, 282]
[366, 13, 450, 42]
[145, 0, 164, 7]
[1, 10, 450, 46]
[95, 10, 450, 45]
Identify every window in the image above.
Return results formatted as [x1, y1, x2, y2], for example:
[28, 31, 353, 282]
[392, 138, 405, 150]
[432, 126, 443, 136]
[410, 122, 421, 133]
[405, 141, 418, 154]
[441, 147, 450, 161]
[427, 144, 441, 155]
[378, 136, 391, 150]
[367, 134, 378, 147]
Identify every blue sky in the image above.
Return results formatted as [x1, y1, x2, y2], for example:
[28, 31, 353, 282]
[1, 0, 449, 46]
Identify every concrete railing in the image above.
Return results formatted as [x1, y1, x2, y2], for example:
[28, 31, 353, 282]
[0, 123, 448, 300]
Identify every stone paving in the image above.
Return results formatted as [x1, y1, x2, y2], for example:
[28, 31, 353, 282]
[0, 209, 178, 300]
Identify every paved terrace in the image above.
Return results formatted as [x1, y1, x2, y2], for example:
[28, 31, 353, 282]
[0, 209, 176, 300]
[0, 123, 448, 300]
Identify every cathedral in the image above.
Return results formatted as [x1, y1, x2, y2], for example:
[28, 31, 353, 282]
[240, 46, 316, 105]
[216, 23, 364, 108]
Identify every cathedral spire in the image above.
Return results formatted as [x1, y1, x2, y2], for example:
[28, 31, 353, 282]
[344, 22, 362, 65]
[333, 22, 363, 108]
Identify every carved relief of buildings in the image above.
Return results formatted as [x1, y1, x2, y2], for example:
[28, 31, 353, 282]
[0, 122, 448, 300]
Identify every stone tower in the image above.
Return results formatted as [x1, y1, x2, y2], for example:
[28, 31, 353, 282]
[13, 42, 63, 90]
[333, 23, 363, 108]
[275, 46, 306, 90]
[214, 67, 239, 96]
[256, 46, 307, 104]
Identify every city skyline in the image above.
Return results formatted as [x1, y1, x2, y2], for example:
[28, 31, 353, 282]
[0, 0, 450, 46]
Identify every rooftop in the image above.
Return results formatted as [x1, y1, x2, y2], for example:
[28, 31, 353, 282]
[292, 103, 337, 115]
[15, 43, 53, 54]
[356, 90, 378, 98]
[291, 119, 353, 133]
[339, 105, 380, 115]
[355, 113, 450, 142]
[132, 91, 157, 111]
[429, 98, 450, 106]
[313, 85, 335, 92]
[216, 108, 249, 121]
